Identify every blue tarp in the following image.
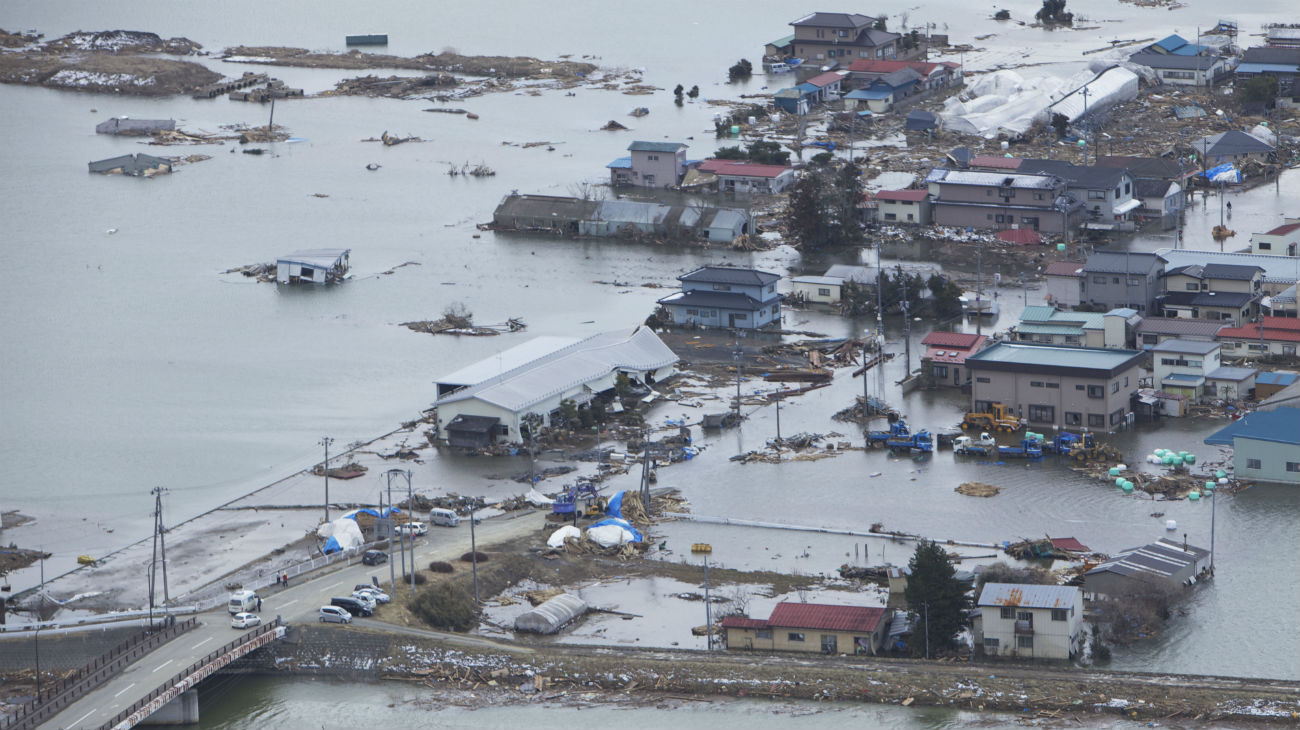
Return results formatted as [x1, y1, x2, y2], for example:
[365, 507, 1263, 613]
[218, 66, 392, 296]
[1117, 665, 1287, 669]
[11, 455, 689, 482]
[345, 507, 403, 521]
[589, 517, 643, 543]
[323, 536, 341, 554]
[1203, 163, 1240, 184]
[606, 491, 626, 518]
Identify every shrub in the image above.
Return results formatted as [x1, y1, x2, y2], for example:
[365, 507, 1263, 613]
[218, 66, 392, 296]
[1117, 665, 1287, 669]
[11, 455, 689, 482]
[411, 582, 477, 631]
[428, 561, 454, 573]
[728, 59, 753, 82]
[402, 572, 429, 585]
[460, 551, 489, 563]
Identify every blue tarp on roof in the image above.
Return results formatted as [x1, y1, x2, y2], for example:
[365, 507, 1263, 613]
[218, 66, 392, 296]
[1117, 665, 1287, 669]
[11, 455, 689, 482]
[795, 82, 818, 94]
[1257, 372, 1299, 386]
[606, 156, 631, 169]
[1153, 34, 1188, 52]
[1170, 44, 1210, 56]
[1237, 62, 1300, 74]
[1203, 163, 1240, 184]
[1204, 407, 1300, 446]
[345, 507, 402, 521]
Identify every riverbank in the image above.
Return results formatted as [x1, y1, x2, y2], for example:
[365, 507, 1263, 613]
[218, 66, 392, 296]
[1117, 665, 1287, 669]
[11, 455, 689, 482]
[227, 624, 1300, 725]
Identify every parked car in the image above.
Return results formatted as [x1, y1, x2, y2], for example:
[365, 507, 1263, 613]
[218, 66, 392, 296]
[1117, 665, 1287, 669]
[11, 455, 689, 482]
[330, 596, 372, 617]
[428, 508, 460, 527]
[354, 587, 390, 604]
[395, 521, 428, 536]
[349, 592, 377, 612]
[227, 589, 260, 615]
[231, 612, 262, 629]
[362, 550, 388, 566]
[319, 605, 352, 624]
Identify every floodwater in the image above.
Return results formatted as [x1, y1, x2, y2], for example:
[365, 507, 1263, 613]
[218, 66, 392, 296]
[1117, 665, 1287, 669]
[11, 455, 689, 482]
[2, 0, 1298, 723]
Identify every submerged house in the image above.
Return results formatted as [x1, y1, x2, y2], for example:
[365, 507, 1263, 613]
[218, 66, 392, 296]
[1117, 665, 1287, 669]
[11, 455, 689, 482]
[95, 117, 175, 135]
[275, 249, 351, 284]
[87, 153, 172, 177]
[492, 194, 749, 243]
[657, 265, 782, 329]
[434, 327, 678, 447]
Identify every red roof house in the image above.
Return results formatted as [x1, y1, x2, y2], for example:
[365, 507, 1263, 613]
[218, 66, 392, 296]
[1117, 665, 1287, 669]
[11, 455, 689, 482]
[719, 602, 890, 654]
[922, 331, 988, 387]
[1217, 316, 1300, 357]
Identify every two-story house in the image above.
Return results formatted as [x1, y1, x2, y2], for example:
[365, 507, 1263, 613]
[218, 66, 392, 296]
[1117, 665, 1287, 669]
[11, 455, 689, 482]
[873, 189, 931, 224]
[784, 12, 910, 66]
[1042, 261, 1083, 308]
[1014, 305, 1133, 348]
[608, 141, 688, 188]
[1097, 156, 1192, 230]
[965, 342, 1146, 432]
[920, 331, 988, 388]
[1017, 160, 1139, 231]
[1160, 263, 1263, 326]
[926, 168, 1079, 234]
[973, 583, 1084, 660]
[1250, 222, 1300, 256]
[657, 265, 782, 329]
[1079, 251, 1164, 313]
[1193, 130, 1275, 168]
[1151, 339, 1221, 400]
[696, 160, 796, 194]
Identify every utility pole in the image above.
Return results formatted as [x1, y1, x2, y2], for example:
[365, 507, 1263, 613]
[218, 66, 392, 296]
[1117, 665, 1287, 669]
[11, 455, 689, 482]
[385, 473, 404, 587]
[774, 388, 782, 446]
[901, 277, 912, 376]
[319, 436, 334, 524]
[924, 602, 931, 660]
[1020, 273, 1028, 306]
[732, 345, 743, 416]
[639, 428, 652, 513]
[387, 469, 415, 596]
[1209, 484, 1217, 573]
[693, 544, 714, 651]
[149, 486, 170, 622]
[382, 489, 395, 590]
[861, 329, 871, 425]
[975, 242, 984, 336]
[470, 507, 479, 605]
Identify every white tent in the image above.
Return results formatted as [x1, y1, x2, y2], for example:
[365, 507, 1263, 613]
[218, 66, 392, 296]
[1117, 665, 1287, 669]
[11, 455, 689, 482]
[546, 525, 581, 548]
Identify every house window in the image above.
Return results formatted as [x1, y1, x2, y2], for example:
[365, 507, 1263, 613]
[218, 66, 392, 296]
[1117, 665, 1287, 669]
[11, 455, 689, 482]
[1114, 187, 1121, 197]
[995, 214, 1006, 223]
[1142, 334, 1158, 344]
[1109, 407, 1126, 425]
[1124, 377, 1129, 387]
[1125, 182, 1131, 195]
[987, 190, 994, 196]
[1046, 382, 1059, 389]
[1065, 411, 1082, 426]
[984, 637, 1000, 649]
[1111, 382, 1120, 393]
[1034, 193, 1045, 200]
[788, 632, 805, 642]
[1112, 277, 1120, 285]
[756, 629, 773, 639]
[1246, 458, 1262, 469]
[1051, 609, 1068, 621]
[1287, 462, 1300, 472]
[300, 268, 315, 280]
[1088, 190, 1106, 200]
[817, 288, 831, 296]
[1031, 381, 1044, 388]
[1000, 607, 1015, 619]
[712, 284, 732, 291]
[1260, 242, 1272, 250]
[976, 377, 991, 384]
[1017, 635, 1034, 649]
[1075, 384, 1086, 391]
[885, 212, 898, 221]
[685, 309, 699, 316]
[643, 174, 656, 185]
[1087, 385, 1104, 398]
[987, 214, 994, 220]
[1093, 276, 1107, 284]
[647, 154, 659, 161]
[1128, 277, 1142, 286]
[1089, 414, 1105, 427]
[933, 365, 949, 378]
[733, 313, 748, 320]
[1028, 405, 1054, 422]
[1186, 283, 1199, 291]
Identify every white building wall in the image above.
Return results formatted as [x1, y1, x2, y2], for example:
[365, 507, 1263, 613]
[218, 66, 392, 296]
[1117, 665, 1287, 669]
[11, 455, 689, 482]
[979, 595, 1083, 660]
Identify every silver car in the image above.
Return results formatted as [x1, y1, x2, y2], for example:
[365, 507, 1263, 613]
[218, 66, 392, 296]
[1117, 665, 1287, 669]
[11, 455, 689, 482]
[319, 605, 352, 624]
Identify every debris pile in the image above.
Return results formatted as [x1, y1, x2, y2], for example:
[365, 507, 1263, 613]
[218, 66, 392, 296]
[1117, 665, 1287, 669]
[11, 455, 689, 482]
[401, 315, 525, 336]
[223, 262, 276, 282]
[955, 482, 1001, 497]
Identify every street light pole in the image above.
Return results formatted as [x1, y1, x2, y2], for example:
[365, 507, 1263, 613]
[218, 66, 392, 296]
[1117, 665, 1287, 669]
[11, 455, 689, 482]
[733, 346, 743, 416]
[861, 330, 871, 425]
[319, 436, 334, 524]
[693, 543, 714, 651]
[470, 508, 479, 605]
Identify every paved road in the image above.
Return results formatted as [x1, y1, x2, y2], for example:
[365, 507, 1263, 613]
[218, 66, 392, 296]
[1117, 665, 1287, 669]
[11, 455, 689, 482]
[38, 511, 545, 730]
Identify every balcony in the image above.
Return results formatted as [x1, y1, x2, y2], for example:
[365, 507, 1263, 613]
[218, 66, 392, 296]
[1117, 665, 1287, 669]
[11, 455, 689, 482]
[1014, 619, 1034, 635]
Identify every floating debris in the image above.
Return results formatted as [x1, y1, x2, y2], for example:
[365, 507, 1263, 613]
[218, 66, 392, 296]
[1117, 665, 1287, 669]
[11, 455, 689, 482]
[956, 482, 1001, 498]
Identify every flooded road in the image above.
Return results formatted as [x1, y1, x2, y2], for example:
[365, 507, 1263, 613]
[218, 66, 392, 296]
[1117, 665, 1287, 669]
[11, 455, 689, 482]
[1, 0, 1297, 722]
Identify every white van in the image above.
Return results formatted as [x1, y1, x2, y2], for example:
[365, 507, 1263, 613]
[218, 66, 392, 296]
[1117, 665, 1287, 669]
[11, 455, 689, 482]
[228, 589, 260, 614]
[428, 508, 460, 527]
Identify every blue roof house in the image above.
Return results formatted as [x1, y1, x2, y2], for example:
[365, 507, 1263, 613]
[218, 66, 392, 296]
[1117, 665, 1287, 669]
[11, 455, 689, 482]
[1204, 407, 1300, 485]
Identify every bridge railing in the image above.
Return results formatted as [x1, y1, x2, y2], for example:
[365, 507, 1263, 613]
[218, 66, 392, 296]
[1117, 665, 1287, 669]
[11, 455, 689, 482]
[96, 617, 283, 730]
[0, 618, 196, 730]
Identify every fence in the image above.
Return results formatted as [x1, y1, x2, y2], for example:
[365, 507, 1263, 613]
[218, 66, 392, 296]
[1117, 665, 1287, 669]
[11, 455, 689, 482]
[97, 618, 283, 730]
[0, 618, 196, 730]
[190, 544, 371, 612]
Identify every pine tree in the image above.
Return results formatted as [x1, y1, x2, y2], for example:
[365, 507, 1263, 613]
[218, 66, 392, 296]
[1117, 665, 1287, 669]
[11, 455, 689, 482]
[903, 539, 972, 657]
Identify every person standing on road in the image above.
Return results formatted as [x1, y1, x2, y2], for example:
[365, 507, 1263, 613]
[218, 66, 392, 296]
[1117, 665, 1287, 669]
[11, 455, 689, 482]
[282, 572, 289, 587]
[257, 596, 263, 612]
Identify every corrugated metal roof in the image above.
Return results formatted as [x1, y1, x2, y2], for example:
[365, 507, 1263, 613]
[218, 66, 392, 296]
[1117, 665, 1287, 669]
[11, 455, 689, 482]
[767, 602, 887, 633]
[1204, 406, 1300, 446]
[1086, 538, 1207, 580]
[437, 336, 580, 389]
[967, 342, 1144, 370]
[657, 290, 763, 311]
[977, 583, 1078, 609]
[921, 331, 984, 348]
[805, 71, 845, 87]
[437, 327, 678, 413]
[1206, 366, 1256, 381]
[1151, 339, 1221, 355]
[926, 168, 1060, 190]
[1135, 317, 1225, 337]
[1043, 261, 1084, 277]
[1256, 371, 1299, 386]
[628, 141, 686, 153]
[277, 248, 350, 268]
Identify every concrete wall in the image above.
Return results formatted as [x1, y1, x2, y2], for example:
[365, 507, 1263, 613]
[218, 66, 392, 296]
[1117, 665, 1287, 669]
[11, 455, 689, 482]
[970, 363, 1141, 431]
[1046, 276, 1081, 308]
[0, 626, 141, 673]
[878, 199, 931, 224]
[1080, 270, 1160, 313]
[791, 281, 841, 304]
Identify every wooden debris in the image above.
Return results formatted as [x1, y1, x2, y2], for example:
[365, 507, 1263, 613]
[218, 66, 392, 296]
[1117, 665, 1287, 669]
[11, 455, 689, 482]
[956, 482, 1001, 498]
